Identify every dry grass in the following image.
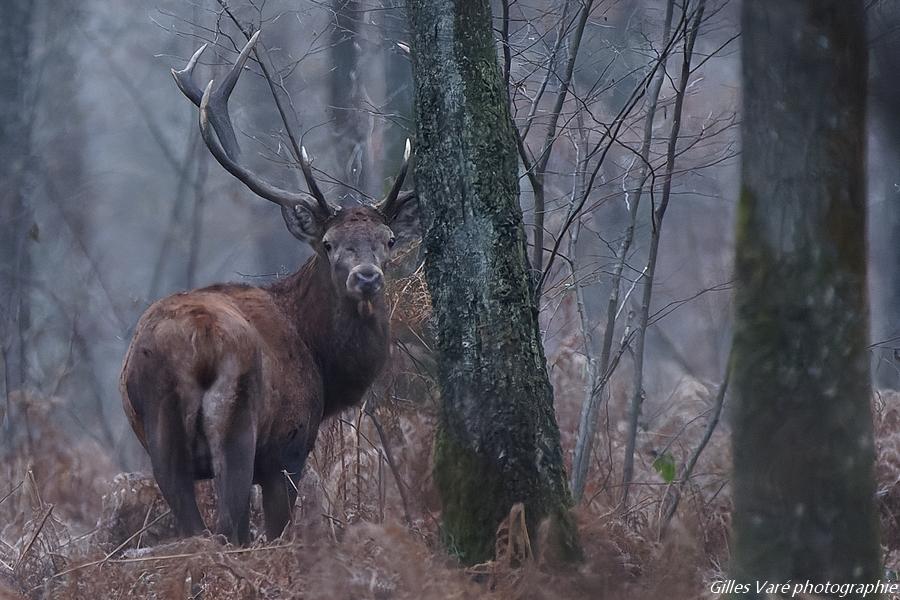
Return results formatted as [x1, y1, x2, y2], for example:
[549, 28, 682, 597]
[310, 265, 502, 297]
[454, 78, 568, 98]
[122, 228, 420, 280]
[2, 292, 899, 599]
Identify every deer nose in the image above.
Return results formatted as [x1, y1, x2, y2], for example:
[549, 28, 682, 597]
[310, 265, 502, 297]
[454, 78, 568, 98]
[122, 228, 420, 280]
[348, 265, 384, 297]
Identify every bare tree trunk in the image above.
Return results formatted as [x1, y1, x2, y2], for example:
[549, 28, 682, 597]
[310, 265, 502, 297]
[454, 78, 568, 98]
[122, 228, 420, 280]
[530, 0, 590, 281]
[0, 0, 35, 407]
[621, 0, 705, 508]
[35, 0, 120, 450]
[186, 1, 209, 290]
[869, 1, 900, 391]
[186, 144, 208, 289]
[407, 0, 578, 564]
[731, 0, 881, 591]
[570, 0, 675, 502]
[330, 0, 368, 190]
[382, 0, 413, 166]
[513, 0, 589, 291]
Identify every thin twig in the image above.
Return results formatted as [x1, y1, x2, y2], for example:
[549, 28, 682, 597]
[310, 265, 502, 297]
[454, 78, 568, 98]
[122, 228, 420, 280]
[46, 541, 298, 584]
[528, 0, 592, 279]
[15, 504, 54, 570]
[365, 401, 413, 528]
[536, 8, 690, 297]
[100, 510, 173, 565]
[658, 352, 731, 536]
[0, 480, 23, 507]
[621, 0, 707, 509]
[570, 0, 676, 502]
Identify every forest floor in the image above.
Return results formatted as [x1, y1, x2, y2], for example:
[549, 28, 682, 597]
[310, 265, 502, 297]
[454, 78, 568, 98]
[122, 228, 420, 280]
[2, 382, 899, 600]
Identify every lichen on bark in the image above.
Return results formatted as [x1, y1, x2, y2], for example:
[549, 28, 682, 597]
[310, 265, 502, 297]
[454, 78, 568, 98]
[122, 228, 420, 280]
[407, 0, 579, 565]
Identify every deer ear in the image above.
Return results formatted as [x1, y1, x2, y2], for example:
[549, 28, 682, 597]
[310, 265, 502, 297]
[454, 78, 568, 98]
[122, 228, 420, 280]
[281, 203, 325, 243]
[387, 191, 420, 249]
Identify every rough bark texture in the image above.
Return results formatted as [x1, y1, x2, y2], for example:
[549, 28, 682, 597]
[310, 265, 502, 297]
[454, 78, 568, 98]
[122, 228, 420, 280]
[407, 0, 577, 564]
[731, 1, 881, 593]
[0, 0, 35, 398]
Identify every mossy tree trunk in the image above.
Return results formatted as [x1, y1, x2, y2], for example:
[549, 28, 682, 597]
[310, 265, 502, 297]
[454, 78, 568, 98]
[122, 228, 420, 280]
[731, 0, 881, 593]
[406, 0, 577, 564]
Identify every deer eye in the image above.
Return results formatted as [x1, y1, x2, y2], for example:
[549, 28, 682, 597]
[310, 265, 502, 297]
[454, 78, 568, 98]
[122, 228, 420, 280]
[388, 237, 396, 249]
[323, 240, 332, 252]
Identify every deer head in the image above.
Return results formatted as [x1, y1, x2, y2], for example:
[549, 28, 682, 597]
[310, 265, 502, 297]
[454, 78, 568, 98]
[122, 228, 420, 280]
[171, 31, 418, 312]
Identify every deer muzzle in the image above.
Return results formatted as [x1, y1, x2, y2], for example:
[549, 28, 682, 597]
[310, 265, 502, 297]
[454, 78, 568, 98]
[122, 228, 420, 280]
[347, 264, 384, 299]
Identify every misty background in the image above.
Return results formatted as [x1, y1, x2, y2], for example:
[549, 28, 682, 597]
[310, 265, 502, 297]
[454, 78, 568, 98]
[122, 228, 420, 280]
[1, 0, 897, 474]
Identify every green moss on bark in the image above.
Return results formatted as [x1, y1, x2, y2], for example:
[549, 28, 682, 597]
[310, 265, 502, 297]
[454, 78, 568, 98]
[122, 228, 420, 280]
[407, 0, 580, 565]
[731, 1, 880, 594]
[433, 427, 505, 562]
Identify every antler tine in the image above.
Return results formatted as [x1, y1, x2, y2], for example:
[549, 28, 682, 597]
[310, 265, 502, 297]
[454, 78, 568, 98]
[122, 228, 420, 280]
[376, 139, 412, 218]
[175, 31, 336, 217]
[299, 146, 333, 216]
[198, 80, 314, 211]
[172, 32, 262, 160]
[217, 30, 260, 106]
[171, 43, 208, 106]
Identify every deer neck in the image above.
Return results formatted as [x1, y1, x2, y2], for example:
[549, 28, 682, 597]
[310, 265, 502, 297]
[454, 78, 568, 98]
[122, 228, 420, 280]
[269, 255, 390, 412]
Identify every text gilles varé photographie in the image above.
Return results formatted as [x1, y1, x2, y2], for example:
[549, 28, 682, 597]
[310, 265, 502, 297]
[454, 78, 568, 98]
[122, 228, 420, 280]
[710, 579, 900, 598]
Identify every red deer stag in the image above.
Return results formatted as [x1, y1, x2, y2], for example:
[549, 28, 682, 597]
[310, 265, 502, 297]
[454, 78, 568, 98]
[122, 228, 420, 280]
[120, 32, 418, 544]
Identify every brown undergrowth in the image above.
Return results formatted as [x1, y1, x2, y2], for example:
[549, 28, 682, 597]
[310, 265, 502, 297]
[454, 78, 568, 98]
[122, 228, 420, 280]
[2, 287, 898, 599]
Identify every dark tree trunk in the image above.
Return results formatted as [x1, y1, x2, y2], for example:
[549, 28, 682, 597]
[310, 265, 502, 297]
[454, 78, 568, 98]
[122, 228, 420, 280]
[330, 0, 367, 189]
[407, 0, 577, 564]
[869, 2, 900, 391]
[731, 0, 881, 592]
[0, 0, 35, 400]
[382, 0, 413, 192]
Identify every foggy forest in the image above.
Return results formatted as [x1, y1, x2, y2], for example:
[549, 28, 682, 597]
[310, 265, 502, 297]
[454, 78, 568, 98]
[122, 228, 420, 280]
[1, 0, 899, 598]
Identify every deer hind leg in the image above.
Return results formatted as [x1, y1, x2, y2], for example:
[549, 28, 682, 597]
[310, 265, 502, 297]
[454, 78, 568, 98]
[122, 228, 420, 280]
[203, 365, 258, 544]
[132, 373, 205, 538]
[258, 452, 307, 540]
[258, 467, 296, 541]
[259, 423, 316, 540]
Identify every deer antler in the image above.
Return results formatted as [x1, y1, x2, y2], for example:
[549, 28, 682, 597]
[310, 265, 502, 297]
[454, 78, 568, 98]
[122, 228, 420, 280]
[172, 31, 335, 216]
[376, 138, 415, 219]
